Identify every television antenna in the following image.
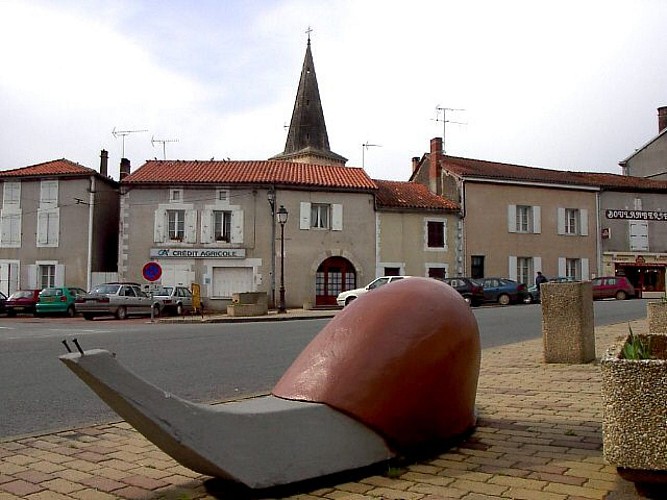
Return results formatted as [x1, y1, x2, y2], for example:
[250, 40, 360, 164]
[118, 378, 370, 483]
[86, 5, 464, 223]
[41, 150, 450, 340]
[362, 142, 381, 169]
[112, 127, 148, 157]
[151, 136, 179, 160]
[433, 106, 466, 153]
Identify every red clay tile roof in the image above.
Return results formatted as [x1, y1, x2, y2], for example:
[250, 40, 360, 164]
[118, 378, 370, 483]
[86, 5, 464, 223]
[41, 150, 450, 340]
[374, 180, 459, 211]
[0, 159, 97, 178]
[440, 155, 667, 191]
[123, 160, 377, 191]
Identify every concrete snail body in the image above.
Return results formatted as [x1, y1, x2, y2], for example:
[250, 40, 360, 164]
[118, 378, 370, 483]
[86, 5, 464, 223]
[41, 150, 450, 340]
[60, 277, 480, 488]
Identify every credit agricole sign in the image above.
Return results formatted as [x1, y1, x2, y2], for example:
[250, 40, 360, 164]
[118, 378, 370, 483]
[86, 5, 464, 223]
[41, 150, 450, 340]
[150, 248, 246, 259]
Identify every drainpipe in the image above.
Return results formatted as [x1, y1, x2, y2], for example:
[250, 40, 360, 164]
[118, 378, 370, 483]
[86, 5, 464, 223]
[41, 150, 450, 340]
[595, 190, 601, 279]
[87, 175, 96, 291]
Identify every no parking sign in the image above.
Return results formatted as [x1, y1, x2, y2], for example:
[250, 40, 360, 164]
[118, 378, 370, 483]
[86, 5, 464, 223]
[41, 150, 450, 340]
[142, 262, 162, 282]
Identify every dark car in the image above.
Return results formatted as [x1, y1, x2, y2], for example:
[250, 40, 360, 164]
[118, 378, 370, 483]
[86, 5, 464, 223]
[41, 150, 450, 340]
[473, 277, 528, 305]
[439, 277, 485, 306]
[524, 277, 579, 304]
[5, 289, 41, 316]
[592, 276, 636, 300]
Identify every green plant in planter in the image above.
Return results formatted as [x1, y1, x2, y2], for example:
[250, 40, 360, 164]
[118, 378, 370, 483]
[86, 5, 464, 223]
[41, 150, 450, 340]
[622, 324, 651, 360]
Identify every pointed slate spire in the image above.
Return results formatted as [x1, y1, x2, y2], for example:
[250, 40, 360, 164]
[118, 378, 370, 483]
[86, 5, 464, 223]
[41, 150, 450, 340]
[271, 35, 347, 166]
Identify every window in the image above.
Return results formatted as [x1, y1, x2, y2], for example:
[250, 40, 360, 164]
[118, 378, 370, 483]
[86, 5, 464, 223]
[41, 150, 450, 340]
[214, 210, 232, 242]
[428, 267, 447, 279]
[558, 208, 588, 236]
[3, 182, 21, 207]
[516, 206, 531, 232]
[168, 210, 185, 240]
[217, 189, 229, 202]
[517, 257, 531, 285]
[565, 259, 579, 280]
[311, 203, 330, 229]
[40, 264, 56, 288]
[558, 257, 589, 280]
[0, 212, 21, 247]
[40, 180, 58, 207]
[565, 209, 578, 235]
[37, 208, 59, 246]
[384, 267, 401, 276]
[508, 205, 541, 234]
[427, 220, 445, 248]
[170, 189, 182, 202]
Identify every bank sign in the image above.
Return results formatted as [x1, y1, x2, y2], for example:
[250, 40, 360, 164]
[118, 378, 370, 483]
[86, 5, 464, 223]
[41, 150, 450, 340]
[605, 209, 667, 221]
[150, 248, 246, 259]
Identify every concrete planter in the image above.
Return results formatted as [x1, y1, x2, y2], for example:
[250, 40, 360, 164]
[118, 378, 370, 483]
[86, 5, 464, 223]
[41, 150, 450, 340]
[647, 301, 667, 333]
[600, 333, 667, 473]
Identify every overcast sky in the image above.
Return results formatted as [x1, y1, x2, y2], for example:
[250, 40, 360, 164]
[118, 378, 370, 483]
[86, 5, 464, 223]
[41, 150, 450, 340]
[2, 0, 666, 182]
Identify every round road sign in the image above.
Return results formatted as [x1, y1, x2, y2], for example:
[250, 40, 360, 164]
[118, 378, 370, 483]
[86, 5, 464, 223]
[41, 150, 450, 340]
[142, 262, 162, 282]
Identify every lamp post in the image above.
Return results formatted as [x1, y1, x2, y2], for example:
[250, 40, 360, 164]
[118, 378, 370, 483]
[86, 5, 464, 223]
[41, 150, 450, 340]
[277, 205, 288, 313]
[267, 189, 276, 309]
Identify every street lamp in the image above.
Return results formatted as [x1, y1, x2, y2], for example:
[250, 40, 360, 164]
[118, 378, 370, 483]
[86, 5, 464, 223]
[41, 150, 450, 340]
[267, 189, 276, 309]
[277, 205, 289, 313]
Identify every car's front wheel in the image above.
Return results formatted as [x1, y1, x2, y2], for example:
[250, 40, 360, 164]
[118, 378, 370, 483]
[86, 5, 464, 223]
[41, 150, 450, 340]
[65, 305, 75, 318]
[498, 294, 511, 306]
[115, 306, 127, 320]
[176, 303, 184, 316]
[615, 290, 627, 300]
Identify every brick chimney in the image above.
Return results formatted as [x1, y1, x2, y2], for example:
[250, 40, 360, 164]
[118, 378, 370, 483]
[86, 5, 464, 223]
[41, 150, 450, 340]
[429, 137, 443, 195]
[411, 156, 420, 173]
[119, 158, 131, 181]
[99, 149, 108, 177]
[658, 106, 667, 133]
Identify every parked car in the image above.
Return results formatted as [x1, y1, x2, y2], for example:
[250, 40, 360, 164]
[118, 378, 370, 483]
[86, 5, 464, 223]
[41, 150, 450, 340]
[439, 277, 485, 306]
[591, 276, 636, 300]
[76, 282, 156, 320]
[152, 285, 193, 316]
[5, 289, 41, 316]
[36, 287, 87, 317]
[0, 291, 7, 315]
[336, 276, 411, 307]
[473, 278, 528, 305]
[524, 277, 580, 304]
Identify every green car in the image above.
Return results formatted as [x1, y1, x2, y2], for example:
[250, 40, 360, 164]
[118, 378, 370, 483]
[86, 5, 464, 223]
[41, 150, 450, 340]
[35, 287, 87, 317]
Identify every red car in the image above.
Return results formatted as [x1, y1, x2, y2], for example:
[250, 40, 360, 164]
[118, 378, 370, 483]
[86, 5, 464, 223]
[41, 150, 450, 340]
[591, 276, 636, 300]
[5, 289, 41, 316]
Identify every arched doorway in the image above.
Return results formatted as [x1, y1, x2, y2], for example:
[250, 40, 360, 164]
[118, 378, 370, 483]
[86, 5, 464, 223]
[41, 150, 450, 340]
[316, 257, 356, 306]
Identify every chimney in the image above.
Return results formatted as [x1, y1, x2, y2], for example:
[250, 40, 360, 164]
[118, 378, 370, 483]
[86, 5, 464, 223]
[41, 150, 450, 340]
[658, 106, 667, 133]
[99, 149, 109, 177]
[429, 137, 443, 195]
[119, 158, 131, 181]
[411, 156, 420, 173]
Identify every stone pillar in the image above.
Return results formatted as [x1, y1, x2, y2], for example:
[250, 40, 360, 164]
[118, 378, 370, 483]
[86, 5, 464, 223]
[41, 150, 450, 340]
[542, 281, 595, 363]
[647, 301, 667, 333]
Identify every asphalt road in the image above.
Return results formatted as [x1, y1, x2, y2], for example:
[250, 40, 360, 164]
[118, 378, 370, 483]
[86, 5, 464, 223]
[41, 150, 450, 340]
[0, 299, 649, 439]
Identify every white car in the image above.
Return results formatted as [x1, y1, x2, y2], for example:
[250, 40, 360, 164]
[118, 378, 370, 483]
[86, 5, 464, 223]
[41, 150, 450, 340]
[336, 276, 410, 307]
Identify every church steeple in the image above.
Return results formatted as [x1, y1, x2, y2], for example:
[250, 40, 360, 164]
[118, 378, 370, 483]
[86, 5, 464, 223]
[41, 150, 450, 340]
[271, 33, 347, 166]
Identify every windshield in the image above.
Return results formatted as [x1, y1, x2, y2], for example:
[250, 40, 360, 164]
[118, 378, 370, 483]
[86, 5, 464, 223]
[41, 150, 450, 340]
[40, 288, 61, 297]
[154, 286, 173, 296]
[8, 290, 33, 300]
[92, 284, 122, 295]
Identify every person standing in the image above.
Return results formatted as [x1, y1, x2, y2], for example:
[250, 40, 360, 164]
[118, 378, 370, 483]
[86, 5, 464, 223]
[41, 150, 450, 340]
[535, 271, 548, 301]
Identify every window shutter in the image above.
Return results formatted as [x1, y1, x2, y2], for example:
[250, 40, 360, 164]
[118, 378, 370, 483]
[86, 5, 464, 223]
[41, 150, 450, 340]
[331, 204, 343, 231]
[37, 210, 49, 245]
[581, 258, 589, 280]
[154, 208, 166, 242]
[300, 202, 311, 230]
[185, 209, 197, 242]
[558, 257, 566, 277]
[533, 256, 542, 276]
[507, 205, 516, 233]
[49, 209, 59, 246]
[8, 262, 19, 293]
[532, 206, 541, 234]
[580, 209, 588, 236]
[55, 265, 65, 287]
[629, 221, 649, 251]
[557, 208, 565, 235]
[27, 265, 37, 288]
[201, 209, 213, 243]
[231, 210, 244, 243]
[508, 256, 517, 281]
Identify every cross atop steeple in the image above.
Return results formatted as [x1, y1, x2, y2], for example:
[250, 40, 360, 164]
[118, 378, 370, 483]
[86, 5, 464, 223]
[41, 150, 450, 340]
[305, 26, 313, 45]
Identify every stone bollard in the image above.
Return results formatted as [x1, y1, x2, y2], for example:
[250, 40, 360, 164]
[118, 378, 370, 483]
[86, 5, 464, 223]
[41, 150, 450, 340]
[541, 281, 595, 363]
[647, 301, 667, 333]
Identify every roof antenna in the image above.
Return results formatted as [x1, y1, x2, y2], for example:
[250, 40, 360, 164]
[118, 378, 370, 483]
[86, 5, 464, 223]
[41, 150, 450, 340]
[362, 142, 381, 169]
[112, 127, 148, 157]
[433, 106, 466, 154]
[151, 136, 179, 160]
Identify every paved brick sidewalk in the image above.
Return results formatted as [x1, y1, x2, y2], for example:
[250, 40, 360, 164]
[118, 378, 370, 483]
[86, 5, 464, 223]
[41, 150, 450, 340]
[0, 320, 649, 499]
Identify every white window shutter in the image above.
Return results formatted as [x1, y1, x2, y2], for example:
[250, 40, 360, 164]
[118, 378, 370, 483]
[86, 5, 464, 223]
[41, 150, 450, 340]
[508, 256, 517, 281]
[37, 210, 49, 245]
[533, 256, 542, 275]
[557, 208, 565, 235]
[9, 213, 21, 246]
[27, 265, 37, 288]
[49, 208, 60, 246]
[533, 206, 541, 234]
[185, 209, 197, 242]
[300, 202, 311, 230]
[231, 210, 244, 243]
[558, 257, 566, 277]
[331, 204, 343, 231]
[55, 264, 65, 287]
[8, 262, 19, 294]
[580, 209, 588, 236]
[507, 205, 516, 233]
[581, 258, 590, 280]
[154, 208, 166, 242]
[0, 213, 10, 245]
[201, 209, 213, 243]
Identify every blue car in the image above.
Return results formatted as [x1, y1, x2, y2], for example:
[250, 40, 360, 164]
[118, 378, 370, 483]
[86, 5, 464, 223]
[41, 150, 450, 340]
[472, 278, 528, 305]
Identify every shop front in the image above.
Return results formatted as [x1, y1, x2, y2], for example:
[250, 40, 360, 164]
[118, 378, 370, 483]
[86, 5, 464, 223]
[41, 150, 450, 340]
[604, 253, 667, 298]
